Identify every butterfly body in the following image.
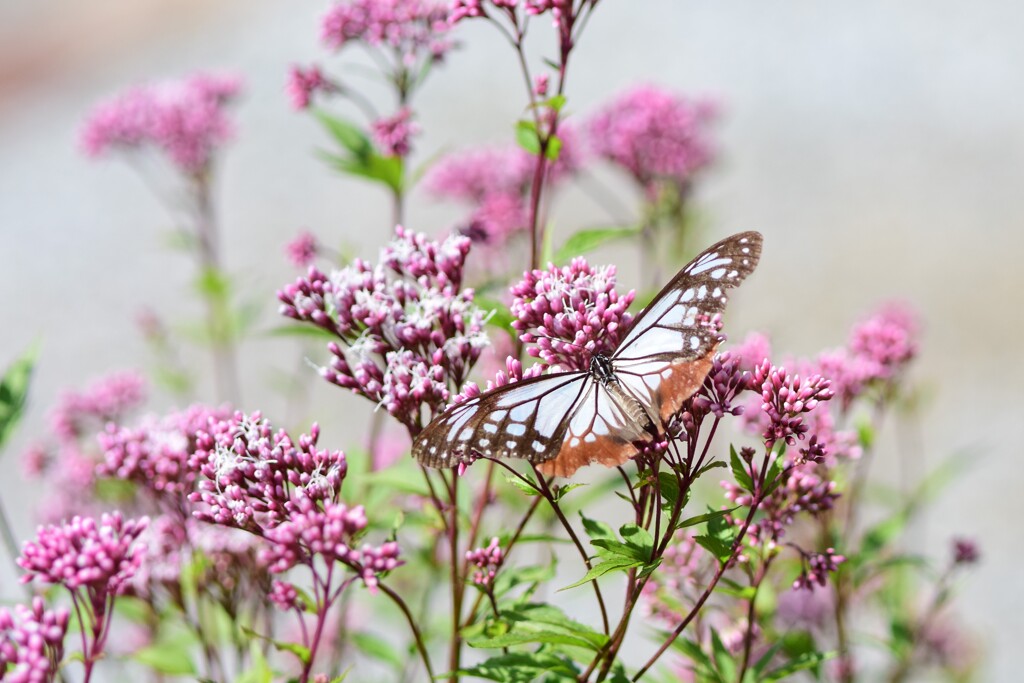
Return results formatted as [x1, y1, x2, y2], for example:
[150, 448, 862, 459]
[412, 231, 763, 478]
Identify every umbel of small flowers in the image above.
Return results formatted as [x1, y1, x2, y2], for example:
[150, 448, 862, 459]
[278, 226, 490, 435]
[17, 513, 148, 683]
[186, 411, 402, 680]
[79, 72, 243, 177]
[23, 371, 147, 523]
[509, 256, 634, 370]
[0, 598, 69, 683]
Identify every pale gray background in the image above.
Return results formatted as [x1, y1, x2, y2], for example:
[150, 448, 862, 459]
[1, 0, 1021, 680]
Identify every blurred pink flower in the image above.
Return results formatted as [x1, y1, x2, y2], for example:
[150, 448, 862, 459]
[285, 230, 320, 268]
[80, 72, 243, 175]
[588, 85, 717, 195]
[286, 65, 331, 110]
[371, 108, 419, 157]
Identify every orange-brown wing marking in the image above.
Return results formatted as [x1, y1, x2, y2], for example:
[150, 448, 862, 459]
[537, 435, 639, 478]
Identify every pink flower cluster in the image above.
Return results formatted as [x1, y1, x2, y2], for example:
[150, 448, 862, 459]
[509, 257, 635, 370]
[19, 512, 148, 595]
[263, 497, 401, 592]
[286, 65, 333, 110]
[80, 72, 243, 175]
[465, 537, 504, 586]
[588, 85, 717, 195]
[278, 226, 489, 433]
[49, 371, 146, 442]
[424, 132, 581, 247]
[285, 230, 320, 268]
[822, 304, 919, 409]
[0, 598, 68, 683]
[371, 108, 419, 158]
[725, 461, 839, 543]
[692, 351, 752, 418]
[188, 412, 347, 532]
[321, 0, 452, 63]
[751, 360, 835, 447]
[793, 548, 846, 591]
[98, 404, 230, 502]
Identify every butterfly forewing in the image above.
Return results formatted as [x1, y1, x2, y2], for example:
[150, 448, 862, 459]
[610, 231, 762, 422]
[412, 231, 763, 476]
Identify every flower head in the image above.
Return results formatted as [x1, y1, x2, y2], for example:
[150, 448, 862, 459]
[278, 226, 489, 434]
[751, 360, 835, 447]
[285, 230, 320, 268]
[286, 65, 332, 110]
[466, 537, 504, 586]
[321, 0, 453, 63]
[189, 412, 347, 532]
[510, 257, 635, 370]
[371, 108, 419, 158]
[19, 512, 148, 595]
[80, 72, 243, 174]
[0, 597, 69, 683]
[588, 85, 717, 196]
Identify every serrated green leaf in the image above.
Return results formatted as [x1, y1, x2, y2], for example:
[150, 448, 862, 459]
[504, 474, 540, 496]
[551, 481, 585, 502]
[553, 226, 639, 264]
[450, 652, 577, 682]
[560, 556, 640, 591]
[695, 534, 733, 564]
[656, 471, 681, 510]
[352, 631, 403, 667]
[620, 523, 654, 557]
[0, 345, 36, 451]
[730, 445, 754, 493]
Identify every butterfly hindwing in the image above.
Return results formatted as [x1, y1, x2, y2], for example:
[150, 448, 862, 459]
[413, 371, 591, 467]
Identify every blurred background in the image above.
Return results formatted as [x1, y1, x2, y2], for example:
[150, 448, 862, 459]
[0, 0, 1021, 680]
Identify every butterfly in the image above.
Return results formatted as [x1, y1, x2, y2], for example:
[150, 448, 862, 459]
[412, 231, 763, 478]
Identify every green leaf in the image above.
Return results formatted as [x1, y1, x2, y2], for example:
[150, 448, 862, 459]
[491, 562, 556, 600]
[579, 512, 616, 543]
[695, 460, 728, 477]
[515, 120, 541, 155]
[730, 445, 754, 493]
[545, 134, 563, 161]
[474, 297, 516, 335]
[619, 523, 655, 558]
[235, 647, 274, 683]
[314, 110, 373, 158]
[451, 652, 577, 682]
[695, 507, 739, 564]
[553, 226, 639, 264]
[504, 474, 540, 497]
[677, 506, 738, 531]
[0, 345, 37, 451]
[761, 455, 786, 498]
[671, 638, 719, 682]
[560, 556, 640, 591]
[655, 471, 681, 510]
[710, 628, 736, 681]
[352, 631, 403, 668]
[471, 604, 608, 651]
[762, 651, 832, 681]
[551, 482, 586, 503]
[133, 630, 199, 675]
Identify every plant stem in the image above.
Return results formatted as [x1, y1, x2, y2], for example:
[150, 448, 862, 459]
[379, 582, 436, 680]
